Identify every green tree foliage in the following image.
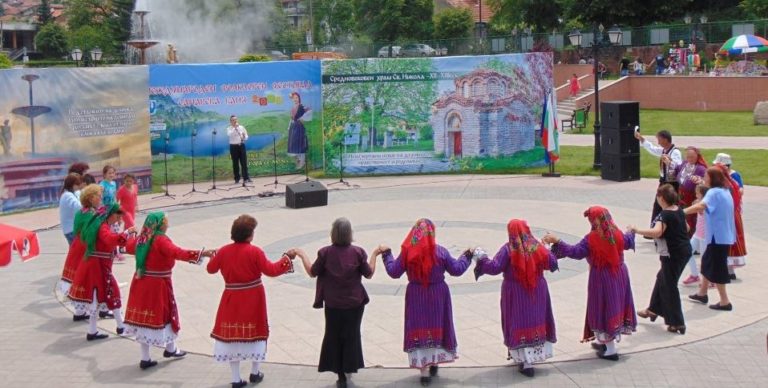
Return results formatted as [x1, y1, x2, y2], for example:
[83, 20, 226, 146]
[64, 0, 136, 60]
[239, 54, 271, 62]
[0, 53, 12, 69]
[487, 0, 563, 33]
[433, 7, 473, 40]
[355, 0, 433, 42]
[38, 0, 53, 25]
[741, 0, 768, 17]
[35, 23, 69, 58]
[312, 0, 356, 45]
[565, 0, 693, 26]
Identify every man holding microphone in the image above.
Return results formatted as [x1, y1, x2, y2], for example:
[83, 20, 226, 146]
[227, 115, 251, 184]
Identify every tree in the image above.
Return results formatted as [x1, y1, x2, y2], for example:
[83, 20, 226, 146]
[64, 0, 135, 59]
[355, 0, 433, 42]
[239, 54, 271, 62]
[433, 7, 473, 40]
[565, 0, 692, 26]
[741, 0, 768, 17]
[312, 0, 356, 45]
[38, 0, 53, 25]
[35, 23, 69, 58]
[488, 0, 563, 33]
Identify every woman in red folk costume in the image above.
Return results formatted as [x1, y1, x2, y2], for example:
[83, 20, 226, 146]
[208, 215, 294, 388]
[123, 212, 215, 370]
[58, 184, 101, 321]
[713, 163, 747, 278]
[67, 203, 136, 341]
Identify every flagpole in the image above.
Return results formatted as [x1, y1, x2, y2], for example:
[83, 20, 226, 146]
[542, 91, 561, 178]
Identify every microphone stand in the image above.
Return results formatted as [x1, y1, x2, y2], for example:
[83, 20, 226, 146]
[209, 128, 226, 192]
[152, 132, 176, 200]
[182, 129, 206, 197]
[304, 132, 310, 182]
[328, 142, 350, 187]
[264, 134, 286, 189]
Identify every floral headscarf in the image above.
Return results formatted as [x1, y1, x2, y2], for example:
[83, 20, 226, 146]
[81, 203, 121, 259]
[584, 206, 624, 271]
[135, 212, 166, 278]
[401, 218, 437, 287]
[507, 219, 551, 290]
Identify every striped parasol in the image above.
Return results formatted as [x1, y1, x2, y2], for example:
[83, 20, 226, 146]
[719, 34, 768, 55]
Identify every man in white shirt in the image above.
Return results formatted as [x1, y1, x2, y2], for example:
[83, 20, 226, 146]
[227, 115, 251, 183]
[635, 129, 682, 224]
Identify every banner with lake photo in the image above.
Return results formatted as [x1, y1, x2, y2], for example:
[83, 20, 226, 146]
[148, 61, 322, 183]
[0, 67, 150, 214]
[321, 53, 554, 175]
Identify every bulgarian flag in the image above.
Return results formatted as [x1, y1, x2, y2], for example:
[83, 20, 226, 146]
[540, 90, 560, 163]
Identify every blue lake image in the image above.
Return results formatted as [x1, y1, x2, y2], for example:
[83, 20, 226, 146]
[151, 121, 281, 157]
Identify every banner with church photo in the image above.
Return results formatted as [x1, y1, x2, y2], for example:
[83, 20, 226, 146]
[0, 67, 150, 214]
[148, 61, 322, 183]
[321, 53, 554, 175]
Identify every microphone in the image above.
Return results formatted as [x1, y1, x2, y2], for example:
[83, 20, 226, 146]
[634, 125, 640, 133]
[212, 128, 217, 135]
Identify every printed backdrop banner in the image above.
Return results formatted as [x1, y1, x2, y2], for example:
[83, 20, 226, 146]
[321, 53, 554, 175]
[149, 61, 322, 179]
[0, 67, 150, 214]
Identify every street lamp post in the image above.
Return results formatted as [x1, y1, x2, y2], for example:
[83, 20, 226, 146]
[71, 48, 82, 67]
[90, 47, 102, 67]
[569, 24, 623, 169]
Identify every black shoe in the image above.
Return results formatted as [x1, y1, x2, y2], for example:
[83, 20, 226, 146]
[688, 293, 708, 304]
[420, 376, 431, 386]
[244, 178, 252, 183]
[139, 360, 158, 370]
[163, 349, 187, 358]
[590, 342, 607, 352]
[335, 380, 347, 388]
[597, 351, 619, 361]
[709, 303, 733, 311]
[231, 381, 247, 388]
[729, 273, 737, 280]
[116, 327, 124, 335]
[235, 179, 240, 184]
[249, 372, 264, 383]
[429, 365, 438, 377]
[693, 250, 700, 255]
[73, 314, 89, 322]
[519, 366, 535, 378]
[99, 311, 114, 319]
[86, 332, 108, 341]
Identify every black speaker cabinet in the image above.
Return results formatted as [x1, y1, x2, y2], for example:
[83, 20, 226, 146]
[601, 101, 639, 130]
[601, 153, 640, 182]
[286, 181, 328, 209]
[601, 128, 640, 155]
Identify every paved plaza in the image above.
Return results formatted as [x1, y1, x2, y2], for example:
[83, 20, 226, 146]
[2, 174, 768, 387]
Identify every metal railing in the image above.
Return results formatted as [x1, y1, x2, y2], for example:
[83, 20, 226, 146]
[266, 19, 768, 59]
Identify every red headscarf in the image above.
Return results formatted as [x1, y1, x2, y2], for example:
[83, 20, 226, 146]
[401, 218, 437, 287]
[714, 164, 742, 213]
[687, 146, 708, 168]
[584, 206, 624, 271]
[507, 219, 550, 291]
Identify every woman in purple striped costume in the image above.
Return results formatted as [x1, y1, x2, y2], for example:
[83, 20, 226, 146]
[474, 219, 557, 378]
[542, 206, 637, 361]
[374, 218, 471, 386]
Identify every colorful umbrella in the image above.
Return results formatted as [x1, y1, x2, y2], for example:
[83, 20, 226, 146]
[719, 34, 768, 55]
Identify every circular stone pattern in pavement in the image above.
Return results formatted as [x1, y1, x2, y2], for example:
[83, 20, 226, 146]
[56, 176, 768, 368]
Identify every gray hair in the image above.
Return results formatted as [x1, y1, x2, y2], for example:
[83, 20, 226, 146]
[330, 217, 353, 246]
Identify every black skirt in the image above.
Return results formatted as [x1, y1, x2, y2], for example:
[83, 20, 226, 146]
[318, 305, 365, 374]
[701, 242, 731, 284]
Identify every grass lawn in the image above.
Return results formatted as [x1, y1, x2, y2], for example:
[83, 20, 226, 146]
[511, 146, 768, 186]
[573, 109, 767, 137]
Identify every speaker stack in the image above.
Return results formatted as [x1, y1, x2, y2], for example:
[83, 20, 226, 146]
[286, 181, 328, 209]
[600, 101, 640, 182]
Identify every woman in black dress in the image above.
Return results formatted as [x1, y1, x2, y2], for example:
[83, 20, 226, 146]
[630, 184, 692, 334]
[295, 217, 378, 388]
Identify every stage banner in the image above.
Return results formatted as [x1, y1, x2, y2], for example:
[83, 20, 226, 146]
[321, 53, 554, 175]
[148, 61, 322, 183]
[0, 67, 151, 214]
